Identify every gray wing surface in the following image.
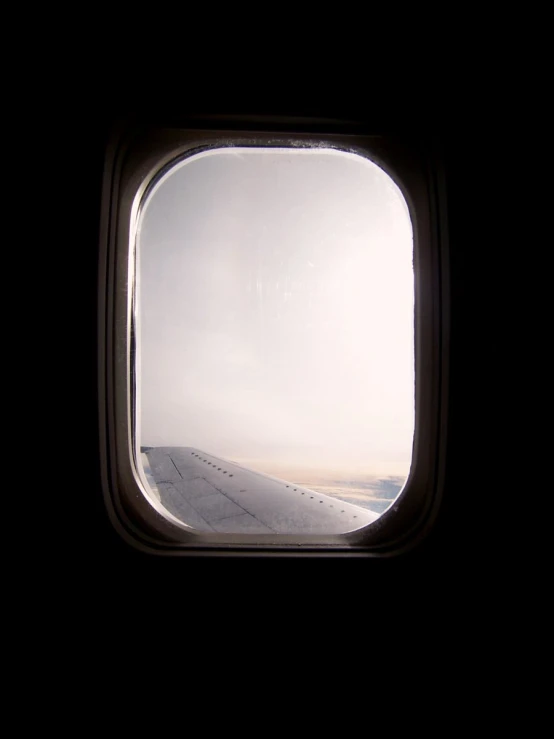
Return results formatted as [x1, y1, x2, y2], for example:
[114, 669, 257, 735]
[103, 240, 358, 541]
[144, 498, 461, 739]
[142, 446, 379, 534]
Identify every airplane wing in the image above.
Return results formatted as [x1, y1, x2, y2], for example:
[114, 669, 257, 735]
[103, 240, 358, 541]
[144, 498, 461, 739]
[141, 446, 380, 534]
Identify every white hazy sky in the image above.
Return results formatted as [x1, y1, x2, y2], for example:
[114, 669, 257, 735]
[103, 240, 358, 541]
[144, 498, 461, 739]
[136, 147, 414, 477]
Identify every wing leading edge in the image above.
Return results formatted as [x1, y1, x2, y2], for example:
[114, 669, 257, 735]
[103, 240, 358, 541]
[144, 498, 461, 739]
[142, 446, 380, 535]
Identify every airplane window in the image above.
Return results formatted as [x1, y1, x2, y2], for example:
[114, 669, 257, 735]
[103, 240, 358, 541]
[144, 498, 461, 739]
[134, 147, 414, 535]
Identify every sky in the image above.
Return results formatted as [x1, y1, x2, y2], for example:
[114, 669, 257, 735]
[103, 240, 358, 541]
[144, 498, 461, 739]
[135, 147, 414, 479]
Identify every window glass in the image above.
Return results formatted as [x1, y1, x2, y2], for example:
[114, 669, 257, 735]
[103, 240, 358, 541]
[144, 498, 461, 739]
[135, 147, 414, 534]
